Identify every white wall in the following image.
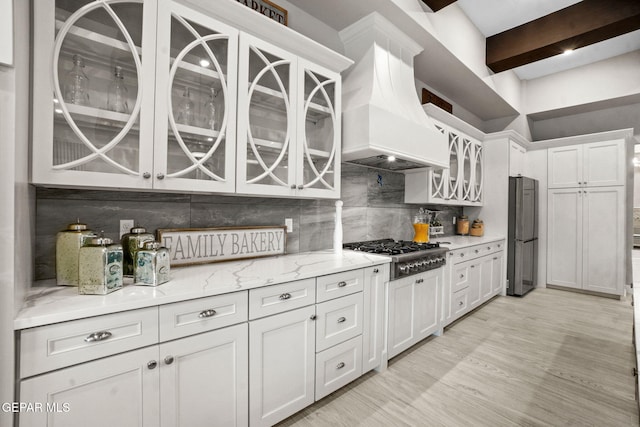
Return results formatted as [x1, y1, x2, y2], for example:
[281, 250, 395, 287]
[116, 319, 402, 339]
[524, 51, 640, 116]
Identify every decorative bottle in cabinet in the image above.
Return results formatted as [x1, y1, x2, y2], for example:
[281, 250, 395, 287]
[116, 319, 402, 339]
[56, 220, 96, 286]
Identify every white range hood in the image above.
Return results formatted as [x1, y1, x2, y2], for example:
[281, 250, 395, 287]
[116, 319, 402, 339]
[339, 13, 448, 171]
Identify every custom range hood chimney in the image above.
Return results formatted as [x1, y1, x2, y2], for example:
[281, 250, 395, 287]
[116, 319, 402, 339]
[339, 12, 448, 171]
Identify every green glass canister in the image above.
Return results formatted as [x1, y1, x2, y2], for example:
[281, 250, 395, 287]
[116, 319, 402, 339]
[78, 236, 124, 295]
[121, 225, 155, 277]
[56, 220, 96, 286]
[134, 241, 170, 286]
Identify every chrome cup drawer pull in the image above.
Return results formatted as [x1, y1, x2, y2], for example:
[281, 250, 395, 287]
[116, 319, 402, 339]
[279, 293, 292, 300]
[337, 317, 346, 323]
[337, 281, 347, 288]
[336, 362, 345, 369]
[84, 331, 112, 343]
[198, 309, 217, 318]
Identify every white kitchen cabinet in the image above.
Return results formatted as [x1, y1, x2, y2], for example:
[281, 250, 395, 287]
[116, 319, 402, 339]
[249, 305, 316, 427]
[509, 141, 526, 177]
[387, 268, 442, 359]
[20, 346, 161, 427]
[160, 323, 248, 427]
[32, 0, 158, 189]
[547, 186, 625, 295]
[405, 119, 483, 206]
[32, 0, 346, 198]
[236, 33, 341, 198]
[443, 240, 505, 327]
[548, 139, 625, 188]
[362, 264, 388, 373]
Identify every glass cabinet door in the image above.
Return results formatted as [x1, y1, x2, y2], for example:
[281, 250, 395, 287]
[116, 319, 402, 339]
[472, 143, 483, 203]
[236, 33, 296, 196]
[430, 124, 447, 200]
[447, 132, 460, 201]
[153, 3, 238, 192]
[461, 137, 473, 201]
[33, 0, 156, 188]
[297, 60, 340, 197]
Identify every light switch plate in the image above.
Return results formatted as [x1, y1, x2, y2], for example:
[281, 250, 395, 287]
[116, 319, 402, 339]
[119, 219, 134, 239]
[285, 218, 293, 233]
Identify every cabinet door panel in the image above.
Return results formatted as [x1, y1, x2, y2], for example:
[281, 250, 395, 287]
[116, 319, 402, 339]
[583, 140, 625, 187]
[548, 146, 581, 188]
[32, 0, 157, 188]
[296, 59, 340, 198]
[249, 305, 315, 427]
[547, 189, 582, 288]
[582, 187, 624, 294]
[387, 276, 415, 359]
[20, 346, 159, 427]
[467, 262, 482, 308]
[480, 255, 494, 300]
[491, 251, 505, 294]
[160, 324, 248, 427]
[154, 3, 238, 192]
[415, 269, 441, 340]
[237, 33, 296, 196]
[362, 265, 388, 372]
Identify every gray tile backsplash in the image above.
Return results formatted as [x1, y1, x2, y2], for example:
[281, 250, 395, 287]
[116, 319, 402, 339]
[34, 163, 462, 280]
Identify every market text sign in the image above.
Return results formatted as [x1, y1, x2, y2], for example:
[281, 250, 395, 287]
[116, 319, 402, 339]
[157, 226, 286, 266]
[236, 0, 288, 25]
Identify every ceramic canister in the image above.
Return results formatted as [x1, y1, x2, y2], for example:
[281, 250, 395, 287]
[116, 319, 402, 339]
[121, 225, 155, 276]
[134, 241, 170, 286]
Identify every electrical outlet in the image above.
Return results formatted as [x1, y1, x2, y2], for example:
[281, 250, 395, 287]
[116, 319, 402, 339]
[119, 219, 134, 239]
[285, 218, 293, 233]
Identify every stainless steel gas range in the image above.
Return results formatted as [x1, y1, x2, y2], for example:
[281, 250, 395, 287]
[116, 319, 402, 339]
[343, 239, 448, 280]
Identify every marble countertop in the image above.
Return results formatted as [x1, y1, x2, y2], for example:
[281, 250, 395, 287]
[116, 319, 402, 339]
[430, 235, 506, 251]
[15, 250, 390, 330]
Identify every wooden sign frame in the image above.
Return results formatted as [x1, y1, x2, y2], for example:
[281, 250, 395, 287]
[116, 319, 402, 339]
[157, 226, 287, 267]
[236, 0, 288, 26]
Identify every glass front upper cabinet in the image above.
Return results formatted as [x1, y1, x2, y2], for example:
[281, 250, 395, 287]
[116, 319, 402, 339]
[33, 0, 157, 188]
[153, 3, 238, 193]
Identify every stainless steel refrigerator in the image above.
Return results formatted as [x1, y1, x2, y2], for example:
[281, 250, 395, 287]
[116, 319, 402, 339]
[507, 176, 538, 296]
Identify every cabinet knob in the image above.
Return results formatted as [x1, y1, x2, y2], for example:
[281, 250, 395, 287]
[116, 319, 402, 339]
[279, 293, 292, 300]
[578, 182, 582, 185]
[84, 331, 112, 343]
[493, 257, 498, 260]
[373, 268, 379, 273]
[337, 281, 347, 288]
[290, 184, 296, 189]
[164, 356, 174, 365]
[471, 265, 475, 269]
[336, 362, 345, 369]
[147, 360, 157, 370]
[337, 316, 346, 323]
[460, 253, 464, 257]
[310, 314, 317, 320]
[460, 274, 464, 279]
[487, 246, 491, 250]
[458, 301, 464, 306]
[156, 173, 165, 180]
[143, 172, 151, 179]
[198, 309, 217, 318]
[633, 368, 638, 377]
[297, 185, 304, 190]
[475, 249, 479, 253]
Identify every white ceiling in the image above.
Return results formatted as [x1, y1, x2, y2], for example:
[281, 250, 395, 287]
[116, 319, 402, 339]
[456, 0, 640, 80]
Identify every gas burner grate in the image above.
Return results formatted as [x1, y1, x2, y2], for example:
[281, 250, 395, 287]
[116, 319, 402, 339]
[343, 239, 440, 255]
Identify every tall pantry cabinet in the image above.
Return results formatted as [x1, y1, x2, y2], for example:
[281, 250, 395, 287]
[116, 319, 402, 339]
[546, 138, 631, 296]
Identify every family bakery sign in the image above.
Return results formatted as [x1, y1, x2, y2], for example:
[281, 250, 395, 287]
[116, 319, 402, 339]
[236, 0, 288, 25]
[157, 226, 286, 266]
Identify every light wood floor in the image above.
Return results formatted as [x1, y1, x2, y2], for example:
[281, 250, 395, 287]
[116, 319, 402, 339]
[278, 287, 638, 426]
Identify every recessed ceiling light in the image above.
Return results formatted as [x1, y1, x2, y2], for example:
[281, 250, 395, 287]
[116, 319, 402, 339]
[53, 98, 59, 104]
[563, 49, 574, 55]
[54, 108, 63, 114]
[199, 59, 210, 67]
[388, 155, 396, 161]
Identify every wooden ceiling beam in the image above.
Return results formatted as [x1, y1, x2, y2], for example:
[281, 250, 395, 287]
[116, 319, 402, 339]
[420, 0, 457, 13]
[486, 0, 640, 73]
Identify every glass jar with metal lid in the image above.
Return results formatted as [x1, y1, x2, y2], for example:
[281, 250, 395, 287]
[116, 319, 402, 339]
[121, 225, 155, 277]
[79, 235, 123, 295]
[134, 241, 170, 286]
[56, 220, 96, 286]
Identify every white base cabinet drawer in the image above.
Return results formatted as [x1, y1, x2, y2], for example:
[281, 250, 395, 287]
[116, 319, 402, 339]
[249, 278, 315, 320]
[316, 292, 363, 352]
[315, 335, 363, 400]
[20, 307, 158, 378]
[316, 269, 364, 302]
[451, 288, 469, 319]
[159, 292, 248, 341]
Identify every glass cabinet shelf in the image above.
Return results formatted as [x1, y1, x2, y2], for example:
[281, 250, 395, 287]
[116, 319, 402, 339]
[54, 103, 134, 128]
[250, 137, 331, 158]
[250, 84, 332, 121]
[56, 19, 142, 58]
